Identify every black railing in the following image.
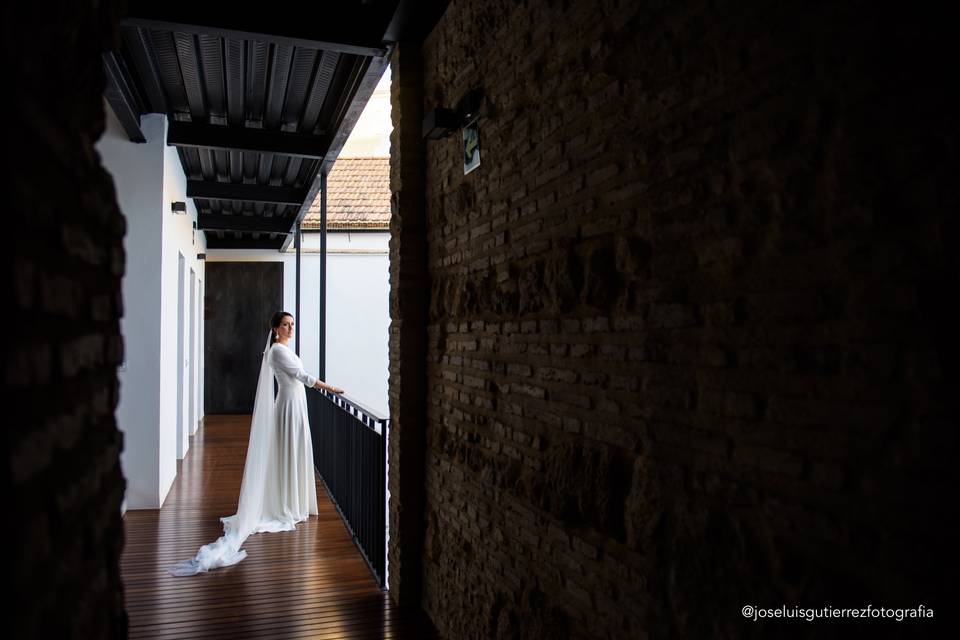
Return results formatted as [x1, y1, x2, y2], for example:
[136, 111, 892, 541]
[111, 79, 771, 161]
[306, 388, 387, 587]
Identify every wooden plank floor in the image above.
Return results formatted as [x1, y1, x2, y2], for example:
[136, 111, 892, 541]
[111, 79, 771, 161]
[121, 415, 437, 639]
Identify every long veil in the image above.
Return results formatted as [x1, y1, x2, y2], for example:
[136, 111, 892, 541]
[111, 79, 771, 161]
[168, 331, 278, 576]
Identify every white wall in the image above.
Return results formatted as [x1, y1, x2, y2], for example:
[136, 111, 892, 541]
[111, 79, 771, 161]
[159, 130, 206, 482]
[322, 233, 390, 416]
[97, 110, 164, 510]
[197, 277, 205, 433]
[97, 106, 206, 509]
[206, 230, 389, 416]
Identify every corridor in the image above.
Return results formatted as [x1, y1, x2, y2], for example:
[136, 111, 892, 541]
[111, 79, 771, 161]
[8, 1, 953, 637]
[121, 416, 435, 639]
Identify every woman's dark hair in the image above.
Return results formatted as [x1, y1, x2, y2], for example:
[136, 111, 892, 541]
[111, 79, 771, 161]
[270, 311, 293, 344]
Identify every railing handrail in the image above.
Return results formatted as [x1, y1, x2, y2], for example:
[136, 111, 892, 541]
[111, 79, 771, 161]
[307, 387, 388, 432]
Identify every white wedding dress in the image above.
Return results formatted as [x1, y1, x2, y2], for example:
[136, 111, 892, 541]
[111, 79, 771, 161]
[169, 334, 319, 576]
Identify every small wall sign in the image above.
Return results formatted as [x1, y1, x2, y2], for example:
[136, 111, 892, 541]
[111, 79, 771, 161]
[463, 119, 481, 174]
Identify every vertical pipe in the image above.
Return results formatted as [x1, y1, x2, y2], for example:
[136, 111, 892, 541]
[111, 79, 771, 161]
[295, 220, 301, 355]
[319, 171, 327, 380]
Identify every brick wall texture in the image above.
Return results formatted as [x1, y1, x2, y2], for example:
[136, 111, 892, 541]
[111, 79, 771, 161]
[5, 1, 128, 638]
[388, 42, 430, 605]
[404, 0, 957, 637]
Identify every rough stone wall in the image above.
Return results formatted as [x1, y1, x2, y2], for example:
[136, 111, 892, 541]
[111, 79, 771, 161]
[5, 1, 128, 637]
[411, 0, 956, 637]
[388, 42, 430, 605]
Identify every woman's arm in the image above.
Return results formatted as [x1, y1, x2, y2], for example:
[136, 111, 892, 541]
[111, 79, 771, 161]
[313, 379, 345, 394]
[270, 346, 345, 393]
[270, 345, 318, 388]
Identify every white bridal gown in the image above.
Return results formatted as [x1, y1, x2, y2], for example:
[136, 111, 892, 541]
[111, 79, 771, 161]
[264, 342, 319, 524]
[169, 336, 319, 576]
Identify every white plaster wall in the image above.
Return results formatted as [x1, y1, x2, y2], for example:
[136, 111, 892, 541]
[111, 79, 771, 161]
[97, 109, 165, 510]
[191, 271, 204, 435]
[317, 233, 390, 416]
[159, 123, 206, 501]
[206, 230, 388, 416]
[194, 276, 205, 434]
[97, 107, 206, 509]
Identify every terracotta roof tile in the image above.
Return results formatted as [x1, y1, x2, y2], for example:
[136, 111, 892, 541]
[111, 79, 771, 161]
[303, 157, 390, 230]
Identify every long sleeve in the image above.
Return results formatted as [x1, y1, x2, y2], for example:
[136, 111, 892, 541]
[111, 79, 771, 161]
[270, 345, 318, 388]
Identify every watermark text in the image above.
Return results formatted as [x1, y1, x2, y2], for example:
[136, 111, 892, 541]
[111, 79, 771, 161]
[741, 605, 933, 623]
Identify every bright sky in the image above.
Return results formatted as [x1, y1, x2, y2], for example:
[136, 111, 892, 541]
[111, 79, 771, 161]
[339, 67, 391, 157]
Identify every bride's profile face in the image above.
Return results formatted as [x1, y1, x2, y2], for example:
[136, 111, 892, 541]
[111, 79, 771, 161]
[277, 315, 295, 340]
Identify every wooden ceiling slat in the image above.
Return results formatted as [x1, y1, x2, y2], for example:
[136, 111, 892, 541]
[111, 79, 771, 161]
[246, 40, 270, 123]
[147, 29, 190, 114]
[172, 31, 206, 119]
[283, 48, 319, 128]
[121, 26, 169, 113]
[197, 33, 226, 118]
[302, 52, 340, 134]
[265, 44, 293, 130]
[224, 37, 245, 126]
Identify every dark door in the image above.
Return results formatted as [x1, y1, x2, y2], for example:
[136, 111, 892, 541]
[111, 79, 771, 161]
[204, 262, 283, 414]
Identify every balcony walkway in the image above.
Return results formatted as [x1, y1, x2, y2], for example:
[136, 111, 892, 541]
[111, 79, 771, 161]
[121, 415, 436, 639]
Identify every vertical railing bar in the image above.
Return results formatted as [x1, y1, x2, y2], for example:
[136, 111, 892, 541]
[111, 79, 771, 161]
[306, 386, 386, 587]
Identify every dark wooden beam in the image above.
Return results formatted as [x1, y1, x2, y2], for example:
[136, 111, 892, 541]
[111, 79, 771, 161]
[188, 181, 307, 205]
[168, 121, 331, 159]
[204, 235, 285, 250]
[121, 2, 396, 57]
[102, 52, 146, 142]
[197, 214, 292, 234]
[119, 26, 169, 113]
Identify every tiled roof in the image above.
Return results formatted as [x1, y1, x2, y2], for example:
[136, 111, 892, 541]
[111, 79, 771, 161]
[303, 157, 390, 230]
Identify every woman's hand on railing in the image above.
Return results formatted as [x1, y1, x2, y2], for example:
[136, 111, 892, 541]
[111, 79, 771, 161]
[313, 380, 345, 395]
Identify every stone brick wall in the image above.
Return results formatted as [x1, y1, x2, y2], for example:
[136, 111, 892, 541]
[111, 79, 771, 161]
[388, 42, 430, 605]
[6, 1, 128, 637]
[405, 0, 956, 637]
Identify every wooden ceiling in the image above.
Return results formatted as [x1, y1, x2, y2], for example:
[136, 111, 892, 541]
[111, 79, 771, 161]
[102, 1, 446, 250]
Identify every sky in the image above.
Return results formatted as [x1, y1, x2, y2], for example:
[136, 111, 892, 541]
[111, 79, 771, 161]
[339, 67, 391, 157]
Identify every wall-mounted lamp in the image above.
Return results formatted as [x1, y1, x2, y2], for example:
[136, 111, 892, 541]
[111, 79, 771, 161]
[457, 88, 483, 124]
[422, 88, 485, 140]
[422, 107, 459, 139]
[171, 201, 187, 214]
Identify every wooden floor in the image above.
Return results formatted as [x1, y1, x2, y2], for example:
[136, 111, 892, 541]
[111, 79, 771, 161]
[121, 415, 437, 639]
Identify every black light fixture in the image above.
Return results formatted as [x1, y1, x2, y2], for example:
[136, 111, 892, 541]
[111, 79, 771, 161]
[197, 253, 206, 260]
[171, 201, 187, 214]
[422, 88, 485, 140]
[422, 107, 459, 139]
[457, 88, 483, 124]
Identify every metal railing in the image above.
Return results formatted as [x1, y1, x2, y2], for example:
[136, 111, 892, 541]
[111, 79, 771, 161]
[306, 388, 387, 587]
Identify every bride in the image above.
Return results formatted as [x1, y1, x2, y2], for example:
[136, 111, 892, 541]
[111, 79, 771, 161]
[169, 311, 343, 576]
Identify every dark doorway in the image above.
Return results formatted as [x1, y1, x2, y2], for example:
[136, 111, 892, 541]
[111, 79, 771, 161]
[204, 262, 283, 414]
